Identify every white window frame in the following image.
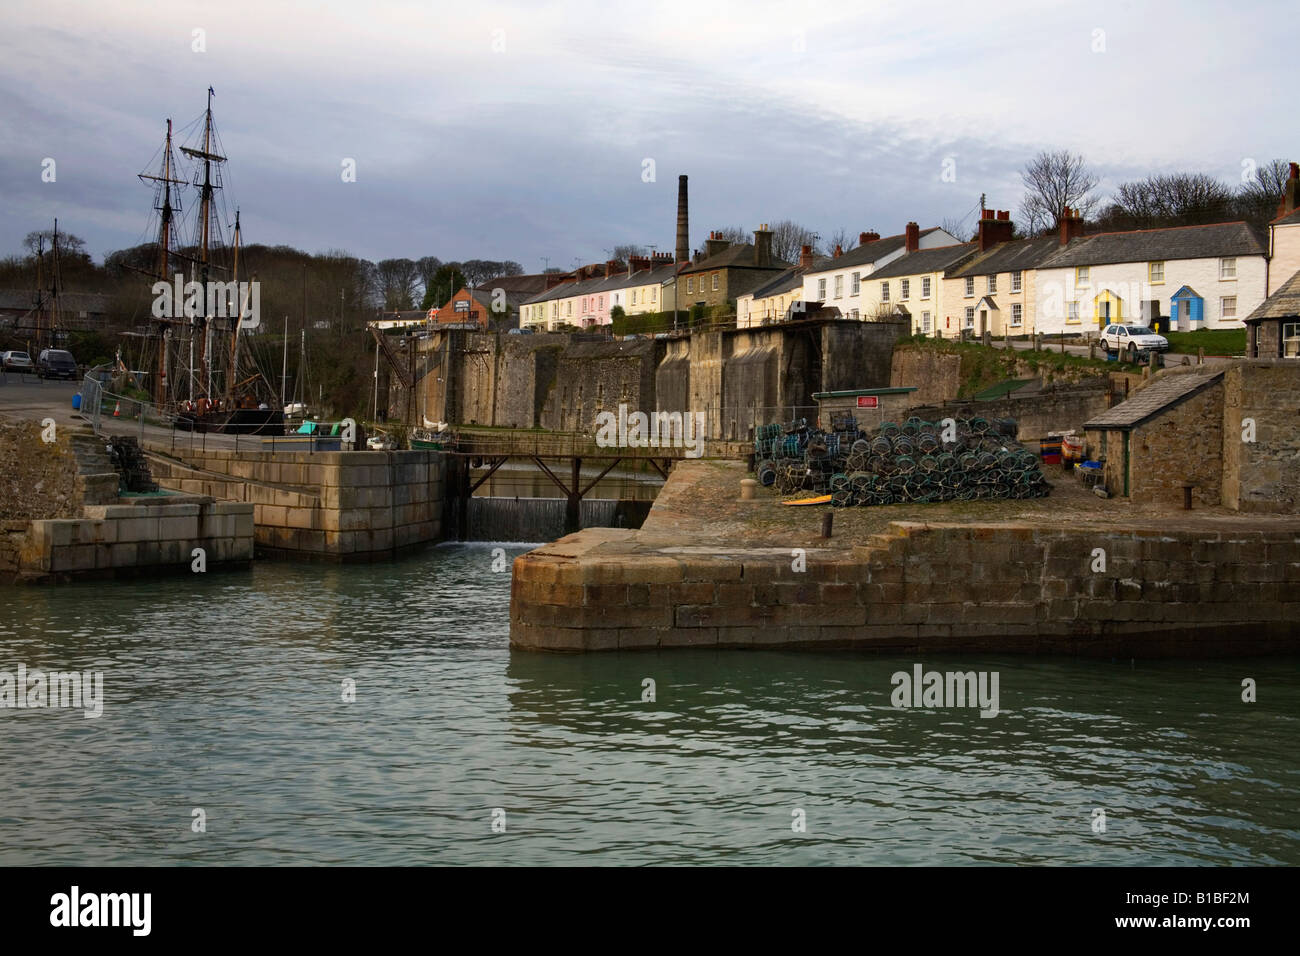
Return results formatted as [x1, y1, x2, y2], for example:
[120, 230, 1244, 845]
[921, 311, 931, 332]
[1149, 261, 1164, 283]
[1220, 258, 1237, 280]
[851, 272, 860, 295]
[1067, 302, 1080, 324]
[834, 275, 844, 299]
[686, 277, 693, 293]
[1011, 303, 1023, 326]
[900, 278, 910, 299]
[922, 276, 931, 299]
[817, 278, 827, 300]
[1284, 321, 1300, 358]
[1221, 296, 1236, 319]
[964, 306, 974, 327]
[1011, 271, 1022, 293]
[964, 276, 974, 297]
[1076, 266, 1090, 287]
[711, 273, 719, 291]
[986, 275, 996, 294]
[881, 281, 890, 303]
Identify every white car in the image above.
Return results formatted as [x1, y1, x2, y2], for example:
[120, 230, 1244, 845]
[1099, 324, 1169, 357]
[2, 350, 33, 372]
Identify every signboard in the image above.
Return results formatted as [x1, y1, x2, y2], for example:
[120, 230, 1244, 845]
[454, 299, 470, 313]
[856, 395, 879, 408]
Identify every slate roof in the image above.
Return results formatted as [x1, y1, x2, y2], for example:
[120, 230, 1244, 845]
[747, 260, 831, 300]
[679, 243, 792, 274]
[521, 263, 681, 306]
[947, 237, 1061, 279]
[1243, 269, 1300, 324]
[1038, 221, 1265, 269]
[1169, 285, 1201, 300]
[867, 243, 978, 280]
[1271, 208, 1300, 226]
[806, 228, 944, 272]
[1083, 369, 1224, 429]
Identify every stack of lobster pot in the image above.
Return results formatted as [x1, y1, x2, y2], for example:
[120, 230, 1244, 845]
[756, 415, 1050, 507]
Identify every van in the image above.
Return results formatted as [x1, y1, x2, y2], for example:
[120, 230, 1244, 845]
[36, 349, 77, 380]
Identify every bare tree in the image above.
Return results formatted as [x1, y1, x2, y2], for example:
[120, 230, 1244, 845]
[612, 244, 645, 261]
[940, 217, 973, 242]
[414, 256, 442, 300]
[1237, 159, 1292, 228]
[1107, 172, 1235, 229]
[824, 227, 858, 255]
[711, 227, 750, 245]
[375, 258, 420, 311]
[767, 219, 820, 263]
[1019, 150, 1100, 235]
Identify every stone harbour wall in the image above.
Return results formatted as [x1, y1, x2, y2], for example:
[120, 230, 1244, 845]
[146, 446, 447, 560]
[510, 522, 1300, 655]
[3, 499, 254, 581]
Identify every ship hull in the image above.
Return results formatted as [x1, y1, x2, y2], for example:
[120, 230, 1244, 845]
[175, 409, 284, 435]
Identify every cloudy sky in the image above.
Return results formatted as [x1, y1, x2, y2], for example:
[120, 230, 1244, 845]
[0, 0, 1292, 269]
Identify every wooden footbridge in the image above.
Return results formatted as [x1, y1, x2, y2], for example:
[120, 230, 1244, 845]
[445, 428, 702, 535]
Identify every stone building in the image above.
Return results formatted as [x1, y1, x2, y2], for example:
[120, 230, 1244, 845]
[1243, 269, 1300, 358]
[675, 225, 791, 314]
[1083, 362, 1300, 512]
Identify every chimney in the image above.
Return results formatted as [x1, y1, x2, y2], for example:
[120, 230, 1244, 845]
[753, 223, 773, 267]
[676, 175, 689, 265]
[905, 221, 920, 253]
[605, 259, 619, 278]
[799, 244, 813, 269]
[859, 231, 879, 245]
[1278, 162, 1300, 218]
[705, 231, 729, 258]
[1059, 207, 1086, 246]
[833, 244, 843, 258]
[544, 272, 571, 291]
[978, 209, 1014, 252]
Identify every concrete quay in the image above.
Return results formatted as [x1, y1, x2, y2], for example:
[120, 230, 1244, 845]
[510, 460, 1300, 655]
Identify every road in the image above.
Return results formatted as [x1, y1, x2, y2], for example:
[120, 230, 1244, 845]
[0, 371, 254, 451]
[987, 337, 1235, 368]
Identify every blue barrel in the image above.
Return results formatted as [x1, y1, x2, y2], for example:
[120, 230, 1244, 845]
[71, 393, 82, 410]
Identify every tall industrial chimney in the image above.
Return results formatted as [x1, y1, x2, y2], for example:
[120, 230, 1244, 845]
[676, 175, 689, 265]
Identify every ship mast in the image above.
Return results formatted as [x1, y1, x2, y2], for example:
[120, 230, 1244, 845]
[138, 118, 186, 406]
[226, 209, 242, 406]
[180, 86, 226, 402]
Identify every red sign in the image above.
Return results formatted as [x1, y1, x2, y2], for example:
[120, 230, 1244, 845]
[856, 395, 879, 408]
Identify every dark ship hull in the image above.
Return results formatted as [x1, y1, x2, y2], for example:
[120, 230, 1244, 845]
[175, 408, 284, 434]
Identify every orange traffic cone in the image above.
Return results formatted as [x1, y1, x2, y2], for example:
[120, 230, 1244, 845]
[113, 401, 121, 417]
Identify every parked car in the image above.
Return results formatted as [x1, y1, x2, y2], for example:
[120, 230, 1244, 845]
[1099, 324, 1168, 359]
[506, 327, 535, 335]
[2, 350, 33, 373]
[35, 349, 77, 380]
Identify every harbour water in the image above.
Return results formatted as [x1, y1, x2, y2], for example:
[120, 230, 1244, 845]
[1, 544, 1296, 866]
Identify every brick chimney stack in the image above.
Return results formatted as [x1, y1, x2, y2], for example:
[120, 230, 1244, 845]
[905, 222, 920, 253]
[753, 223, 773, 267]
[799, 244, 814, 269]
[605, 259, 620, 278]
[1059, 207, 1086, 246]
[1278, 162, 1300, 218]
[859, 231, 880, 245]
[676, 175, 690, 265]
[833, 244, 843, 258]
[978, 209, 1015, 252]
[705, 231, 730, 258]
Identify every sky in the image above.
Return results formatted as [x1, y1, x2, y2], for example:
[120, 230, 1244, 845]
[0, 0, 1294, 271]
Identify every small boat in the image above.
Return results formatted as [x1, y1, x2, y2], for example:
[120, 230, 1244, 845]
[367, 433, 396, 450]
[410, 419, 450, 450]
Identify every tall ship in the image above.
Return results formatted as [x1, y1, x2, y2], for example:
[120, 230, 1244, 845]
[135, 88, 282, 434]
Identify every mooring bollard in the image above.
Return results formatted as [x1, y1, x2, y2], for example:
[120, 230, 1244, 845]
[740, 477, 757, 500]
[822, 513, 833, 538]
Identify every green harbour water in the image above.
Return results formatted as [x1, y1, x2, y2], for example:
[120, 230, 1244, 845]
[0, 543, 1296, 866]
